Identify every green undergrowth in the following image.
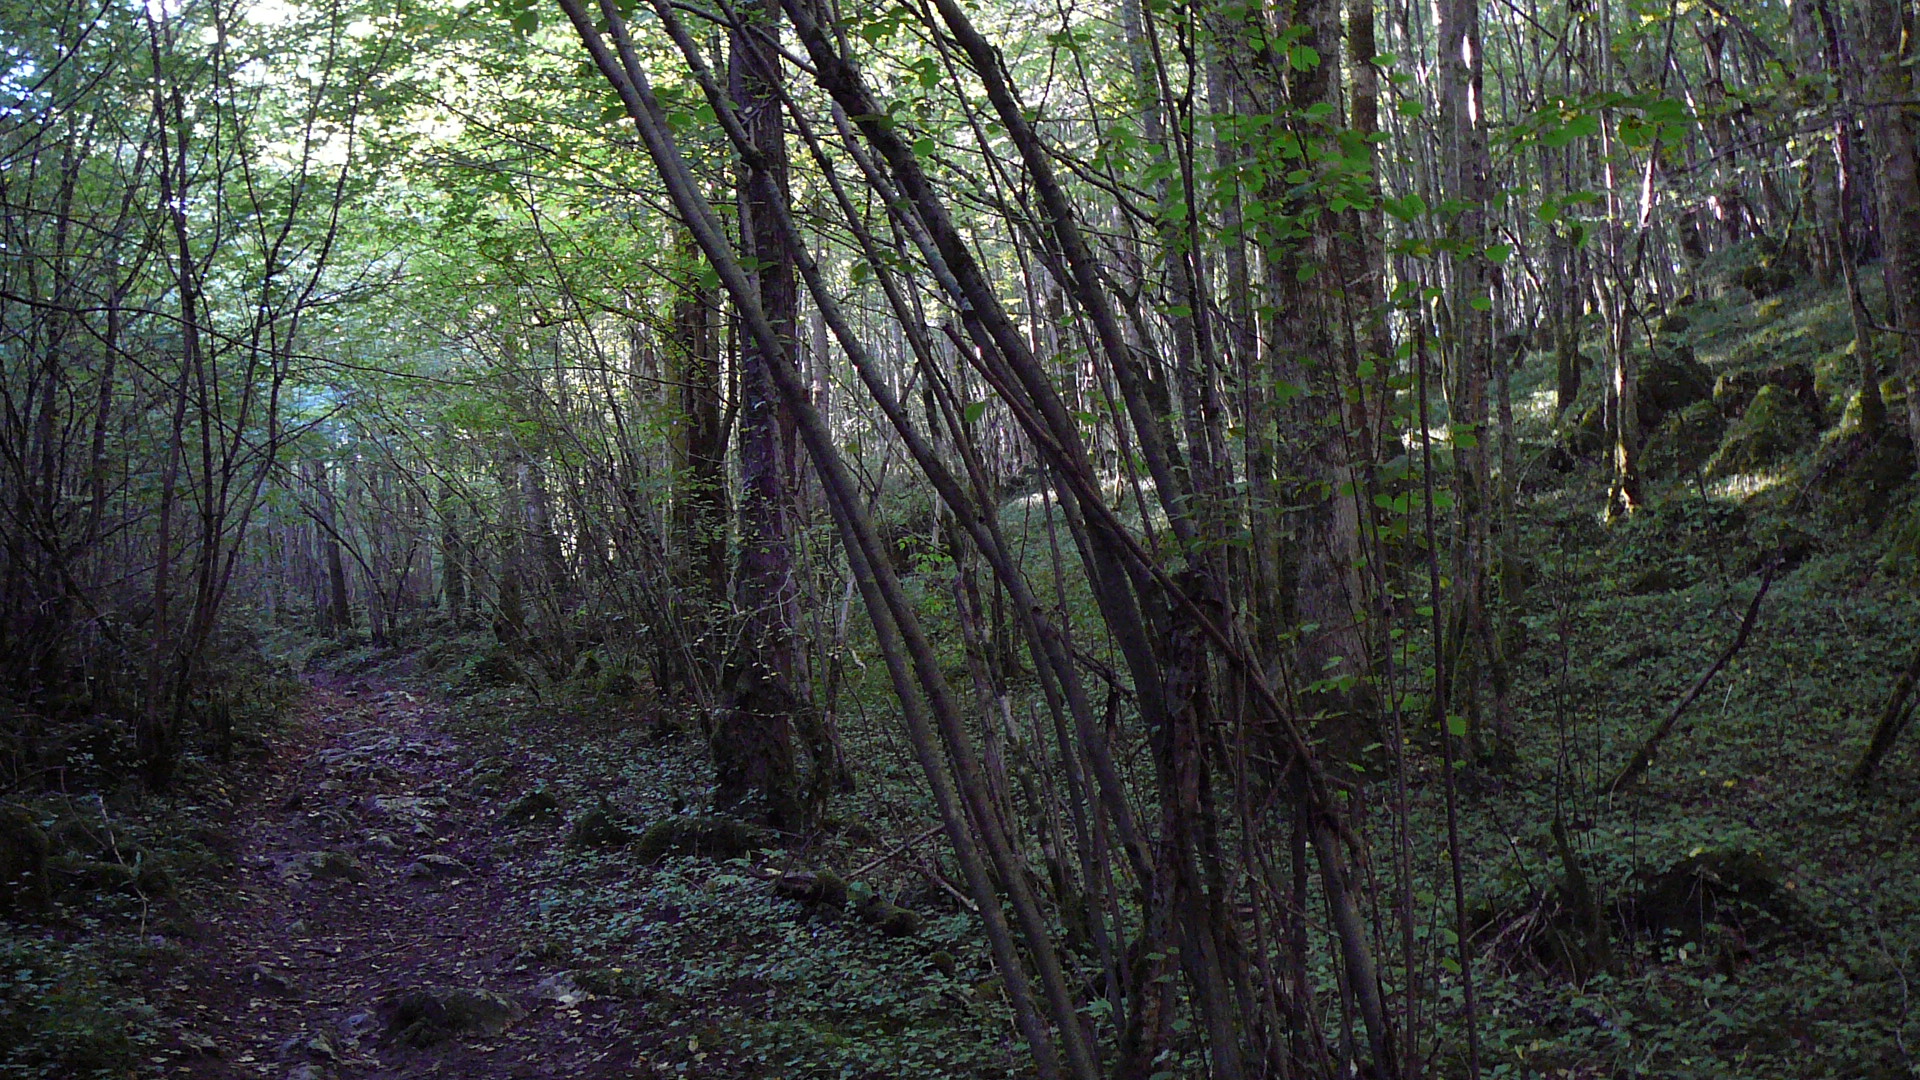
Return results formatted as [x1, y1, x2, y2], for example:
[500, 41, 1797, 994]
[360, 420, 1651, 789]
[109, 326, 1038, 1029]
[1, 627, 294, 1079]
[0, 934, 160, 1079]
[0, 785, 254, 1078]
[439, 679, 1023, 1080]
[528, 852, 1016, 1079]
[1433, 259, 1920, 1078]
[346, 254, 1920, 1080]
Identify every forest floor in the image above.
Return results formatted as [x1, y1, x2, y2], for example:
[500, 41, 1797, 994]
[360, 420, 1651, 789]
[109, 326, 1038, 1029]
[137, 673, 671, 1080]
[11, 257, 1920, 1080]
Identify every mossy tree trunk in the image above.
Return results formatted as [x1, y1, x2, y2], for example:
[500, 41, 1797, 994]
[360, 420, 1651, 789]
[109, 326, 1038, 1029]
[1853, 639, 1920, 783]
[1860, 0, 1920, 463]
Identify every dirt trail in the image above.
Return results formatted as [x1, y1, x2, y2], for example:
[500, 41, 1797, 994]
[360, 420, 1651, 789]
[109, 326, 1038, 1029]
[149, 676, 654, 1079]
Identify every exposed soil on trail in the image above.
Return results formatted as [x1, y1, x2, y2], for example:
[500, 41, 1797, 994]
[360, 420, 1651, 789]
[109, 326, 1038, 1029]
[144, 676, 664, 1079]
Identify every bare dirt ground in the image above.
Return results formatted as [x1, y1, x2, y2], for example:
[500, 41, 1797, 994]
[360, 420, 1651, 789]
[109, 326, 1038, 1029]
[144, 675, 662, 1079]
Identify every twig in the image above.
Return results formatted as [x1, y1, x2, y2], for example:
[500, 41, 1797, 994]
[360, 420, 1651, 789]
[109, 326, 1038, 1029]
[911, 854, 979, 914]
[851, 823, 945, 879]
[1602, 562, 1778, 795]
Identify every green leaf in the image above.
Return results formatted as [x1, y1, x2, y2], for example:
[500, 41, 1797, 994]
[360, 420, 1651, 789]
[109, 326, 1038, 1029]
[908, 56, 942, 89]
[1469, 295, 1493, 312]
[1541, 111, 1600, 147]
[1289, 44, 1321, 71]
[1446, 714, 1468, 737]
[962, 400, 988, 423]
[1383, 193, 1427, 220]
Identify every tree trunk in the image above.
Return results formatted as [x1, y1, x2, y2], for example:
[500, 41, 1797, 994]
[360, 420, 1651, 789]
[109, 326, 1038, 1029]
[1860, 0, 1920, 461]
[669, 232, 729, 605]
[716, 0, 806, 830]
[315, 462, 352, 635]
[440, 483, 468, 619]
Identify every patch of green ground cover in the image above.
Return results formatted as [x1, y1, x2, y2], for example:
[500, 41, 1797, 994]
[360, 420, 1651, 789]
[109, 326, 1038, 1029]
[0, 790, 252, 1078]
[402, 259, 1920, 1080]
[440, 674, 1026, 1079]
[528, 851, 1021, 1079]
[1392, 552, 1920, 1077]
[1427, 264, 1920, 1078]
[0, 933, 161, 1079]
[0, 634, 292, 1080]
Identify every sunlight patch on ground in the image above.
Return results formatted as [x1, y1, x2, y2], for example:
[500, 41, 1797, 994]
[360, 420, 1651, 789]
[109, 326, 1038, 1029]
[1517, 385, 1561, 425]
[1706, 470, 1791, 501]
[1001, 473, 1172, 535]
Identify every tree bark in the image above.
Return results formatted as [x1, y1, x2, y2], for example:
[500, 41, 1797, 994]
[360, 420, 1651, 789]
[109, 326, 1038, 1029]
[716, 0, 806, 830]
[669, 233, 728, 605]
[1860, 0, 1920, 462]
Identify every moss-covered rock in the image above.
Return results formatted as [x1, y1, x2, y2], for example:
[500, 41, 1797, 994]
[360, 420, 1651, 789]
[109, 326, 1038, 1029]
[307, 850, 370, 884]
[383, 987, 524, 1047]
[464, 648, 524, 688]
[1620, 848, 1810, 951]
[1563, 399, 1609, 458]
[1644, 399, 1727, 478]
[1557, 348, 1712, 462]
[1713, 362, 1822, 422]
[48, 853, 174, 899]
[856, 895, 924, 938]
[633, 815, 771, 863]
[1732, 261, 1795, 298]
[772, 869, 848, 910]
[1707, 384, 1819, 476]
[1810, 424, 1914, 529]
[0, 805, 51, 916]
[1880, 498, 1920, 578]
[502, 789, 562, 826]
[467, 770, 509, 796]
[566, 802, 636, 849]
[1638, 346, 1713, 430]
[407, 853, 470, 879]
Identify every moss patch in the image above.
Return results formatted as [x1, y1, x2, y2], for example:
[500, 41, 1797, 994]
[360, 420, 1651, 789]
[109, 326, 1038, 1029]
[1810, 424, 1916, 530]
[503, 789, 563, 826]
[566, 802, 637, 849]
[1707, 384, 1819, 476]
[1644, 399, 1727, 479]
[634, 815, 772, 863]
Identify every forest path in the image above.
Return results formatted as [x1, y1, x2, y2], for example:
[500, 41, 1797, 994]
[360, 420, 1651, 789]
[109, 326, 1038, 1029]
[149, 674, 653, 1080]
